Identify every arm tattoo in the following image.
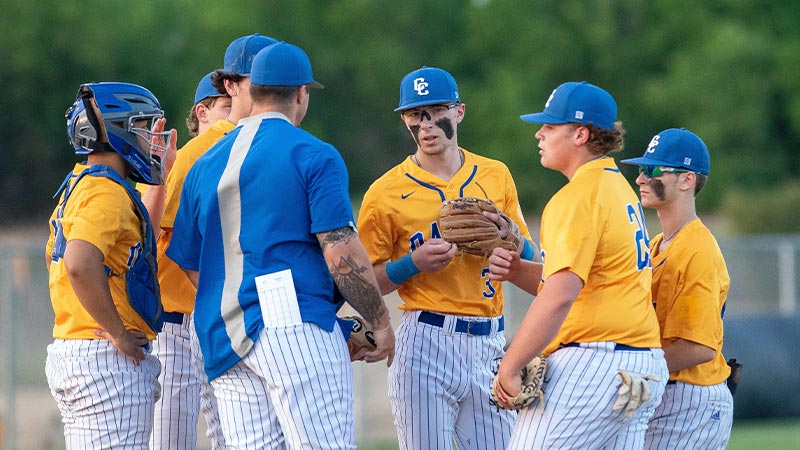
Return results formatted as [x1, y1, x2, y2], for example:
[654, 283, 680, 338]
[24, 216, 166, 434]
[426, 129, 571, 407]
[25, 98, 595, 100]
[319, 226, 386, 324]
[318, 226, 357, 251]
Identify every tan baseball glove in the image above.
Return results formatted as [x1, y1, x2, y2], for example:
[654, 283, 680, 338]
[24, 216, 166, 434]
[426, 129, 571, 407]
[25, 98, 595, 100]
[342, 316, 377, 361]
[439, 197, 521, 257]
[612, 370, 661, 417]
[491, 356, 547, 410]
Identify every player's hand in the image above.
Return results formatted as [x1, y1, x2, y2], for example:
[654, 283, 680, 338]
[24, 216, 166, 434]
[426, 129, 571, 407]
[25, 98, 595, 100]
[488, 247, 521, 281]
[363, 323, 396, 367]
[481, 210, 511, 239]
[151, 117, 178, 175]
[94, 328, 149, 365]
[413, 238, 457, 272]
[496, 361, 523, 398]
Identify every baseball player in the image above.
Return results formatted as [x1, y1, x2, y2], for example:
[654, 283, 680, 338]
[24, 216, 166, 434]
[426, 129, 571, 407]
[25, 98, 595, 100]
[356, 66, 536, 450]
[621, 128, 734, 449]
[186, 71, 232, 138]
[147, 66, 245, 450]
[45, 82, 172, 449]
[489, 81, 668, 450]
[167, 42, 395, 449]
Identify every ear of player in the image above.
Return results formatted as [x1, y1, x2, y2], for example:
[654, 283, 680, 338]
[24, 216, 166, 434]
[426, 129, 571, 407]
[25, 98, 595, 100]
[438, 197, 521, 258]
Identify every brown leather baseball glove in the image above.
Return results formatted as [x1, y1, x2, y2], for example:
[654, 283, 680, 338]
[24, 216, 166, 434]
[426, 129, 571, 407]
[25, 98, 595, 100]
[439, 197, 521, 257]
[491, 356, 547, 410]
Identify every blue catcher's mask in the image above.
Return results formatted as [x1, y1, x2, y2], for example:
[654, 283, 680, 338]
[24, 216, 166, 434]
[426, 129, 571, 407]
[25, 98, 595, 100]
[65, 82, 171, 185]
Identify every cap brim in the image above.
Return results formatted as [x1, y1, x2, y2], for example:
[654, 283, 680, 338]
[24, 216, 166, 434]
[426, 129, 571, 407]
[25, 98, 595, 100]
[394, 98, 456, 112]
[519, 112, 569, 124]
[619, 156, 676, 167]
[309, 80, 325, 89]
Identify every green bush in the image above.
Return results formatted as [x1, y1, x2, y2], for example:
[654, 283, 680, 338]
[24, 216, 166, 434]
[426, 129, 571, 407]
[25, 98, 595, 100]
[722, 180, 800, 233]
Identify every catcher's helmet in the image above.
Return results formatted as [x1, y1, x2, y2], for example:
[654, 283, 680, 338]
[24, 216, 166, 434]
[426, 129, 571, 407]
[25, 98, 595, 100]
[395, 66, 460, 112]
[66, 82, 170, 185]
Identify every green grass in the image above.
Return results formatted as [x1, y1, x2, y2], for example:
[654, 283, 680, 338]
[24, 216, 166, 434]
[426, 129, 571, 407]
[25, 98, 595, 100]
[727, 418, 800, 450]
[357, 418, 800, 450]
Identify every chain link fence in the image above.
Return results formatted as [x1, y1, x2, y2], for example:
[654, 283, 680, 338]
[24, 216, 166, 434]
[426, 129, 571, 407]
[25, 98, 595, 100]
[2, 234, 799, 449]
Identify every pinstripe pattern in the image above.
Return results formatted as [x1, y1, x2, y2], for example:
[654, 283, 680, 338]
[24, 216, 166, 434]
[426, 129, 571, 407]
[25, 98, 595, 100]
[217, 121, 260, 358]
[211, 322, 354, 450]
[188, 313, 226, 449]
[509, 343, 668, 450]
[45, 339, 161, 450]
[389, 311, 514, 450]
[150, 319, 199, 449]
[644, 381, 733, 450]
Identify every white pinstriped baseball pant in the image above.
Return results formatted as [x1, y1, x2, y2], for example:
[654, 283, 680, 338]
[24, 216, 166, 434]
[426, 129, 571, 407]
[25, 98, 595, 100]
[510, 342, 669, 450]
[211, 321, 355, 450]
[150, 313, 226, 449]
[644, 380, 733, 450]
[389, 311, 516, 450]
[46, 338, 161, 450]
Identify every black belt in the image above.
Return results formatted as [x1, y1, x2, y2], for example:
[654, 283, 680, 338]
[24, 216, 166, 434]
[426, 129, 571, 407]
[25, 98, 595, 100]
[562, 342, 652, 352]
[667, 380, 677, 385]
[418, 311, 503, 336]
[161, 311, 186, 324]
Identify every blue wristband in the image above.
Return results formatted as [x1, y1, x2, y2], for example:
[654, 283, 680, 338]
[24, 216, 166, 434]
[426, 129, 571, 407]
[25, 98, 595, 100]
[520, 239, 535, 261]
[386, 253, 420, 285]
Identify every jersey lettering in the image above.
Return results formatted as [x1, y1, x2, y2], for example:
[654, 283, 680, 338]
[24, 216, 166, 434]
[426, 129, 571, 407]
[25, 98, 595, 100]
[409, 222, 442, 252]
[627, 202, 651, 270]
[481, 268, 496, 299]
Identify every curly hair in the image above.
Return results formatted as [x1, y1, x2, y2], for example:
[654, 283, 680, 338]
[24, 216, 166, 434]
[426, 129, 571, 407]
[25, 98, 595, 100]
[580, 122, 626, 156]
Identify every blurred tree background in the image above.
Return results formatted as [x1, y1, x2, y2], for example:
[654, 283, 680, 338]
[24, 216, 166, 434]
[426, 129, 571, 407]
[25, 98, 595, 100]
[1, 0, 799, 233]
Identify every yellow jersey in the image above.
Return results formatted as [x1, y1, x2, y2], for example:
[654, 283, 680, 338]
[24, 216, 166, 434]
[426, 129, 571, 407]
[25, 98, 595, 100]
[540, 157, 660, 355]
[158, 119, 235, 313]
[357, 148, 531, 317]
[47, 163, 157, 340]
[651, 218, 731, 385]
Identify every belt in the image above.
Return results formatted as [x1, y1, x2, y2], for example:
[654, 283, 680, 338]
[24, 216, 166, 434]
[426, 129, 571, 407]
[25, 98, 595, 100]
[417, 311, 503, 336]
[161, 311, 186, 325]
[667, 380, 677, 385]
[562, 342, 652, 352]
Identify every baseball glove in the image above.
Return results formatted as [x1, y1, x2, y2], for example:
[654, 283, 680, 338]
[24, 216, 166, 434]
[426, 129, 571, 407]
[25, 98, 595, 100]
[490, 356, 547, 410]
[439, 197, 521, 257]
[342, 316, 377, 360]
[612, 370, 660, 417]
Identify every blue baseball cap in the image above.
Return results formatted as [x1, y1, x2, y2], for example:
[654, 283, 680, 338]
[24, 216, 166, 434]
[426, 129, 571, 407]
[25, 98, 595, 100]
[223, 33, 279, 76]
[193, 71, 225, 105]
[520, 81, 617, 130]
[621, 128, 710, 175]
[395, 66, 460, 112]
[250, 42, 324, 89]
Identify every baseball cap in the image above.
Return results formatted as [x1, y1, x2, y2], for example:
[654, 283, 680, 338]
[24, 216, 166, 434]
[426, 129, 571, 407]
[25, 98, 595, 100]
[520, 81, 617, 130]
[395, 66, 460, 112]
[193, 71, 225, 105]
[250, 42, 324, 89]
[621, 128, 710, 175]
[223, 33, 279, 76]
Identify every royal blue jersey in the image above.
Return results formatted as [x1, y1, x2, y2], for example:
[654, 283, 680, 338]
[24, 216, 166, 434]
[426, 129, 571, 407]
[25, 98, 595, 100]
[168, 112, 355, 380]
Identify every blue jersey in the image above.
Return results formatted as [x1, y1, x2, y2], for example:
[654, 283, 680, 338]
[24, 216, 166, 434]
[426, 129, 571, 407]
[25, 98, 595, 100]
[168, 112, 356, 380]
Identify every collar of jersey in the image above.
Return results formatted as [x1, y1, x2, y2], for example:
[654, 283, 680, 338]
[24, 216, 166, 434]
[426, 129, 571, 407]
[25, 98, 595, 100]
[239, 111, 291, 126]
[573, 155, 616, 178]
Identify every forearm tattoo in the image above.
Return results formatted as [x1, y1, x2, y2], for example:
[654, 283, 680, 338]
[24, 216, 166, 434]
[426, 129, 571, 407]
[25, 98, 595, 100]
[319, 227, 386, 325]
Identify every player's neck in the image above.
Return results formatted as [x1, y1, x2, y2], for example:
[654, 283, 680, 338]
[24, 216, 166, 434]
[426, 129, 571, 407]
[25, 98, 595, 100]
[413, 147, 463, 181]
[657, 201, 697, 244]
[87, 152, 130, 179]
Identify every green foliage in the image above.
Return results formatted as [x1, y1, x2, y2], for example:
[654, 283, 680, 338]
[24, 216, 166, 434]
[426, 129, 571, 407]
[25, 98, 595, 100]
[722, 179, 800, 233]
[1, 0, 799, 231]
